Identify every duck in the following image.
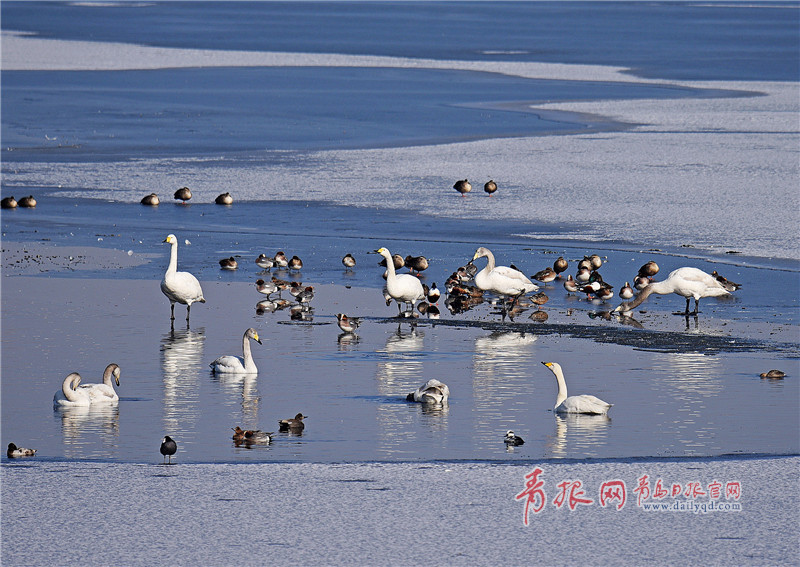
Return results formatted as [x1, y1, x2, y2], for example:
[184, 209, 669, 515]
[638, 261, 660, 278]
[255, 278, 278, 297]
[295, 286, 314, 306]
[173, 187, 192, 204]
[504, 430, 524, 447]
[288, 255, 303, 271]
[532, 267, 557, 283]
[405, 255, 429, 275]
[619, 282, 635, 299]
[161, 234, 206, 323]
[76, 363, 121, 404]
[232, 427, 272, 443]
[711, 270, 742, 291]
[471, 247, 538, 305]
[541, 362, 612, 415]
[336, 313, 361, 333]
[278, 413, 307, 432]
[215, 192, 233, 205]
[160, 436, 177, 463]
[553, 257, 569, 277]
[273, 251, 289, 268]
[589, 254, 603, 270]
[760, 370, 786, 379]
[575, 266, 592, 283]
[614, 267, 737, 315]
[453, 179, 472, 197]
[219, 257, 238, 270]
[17, 195, 37, 208]
[379, 253, 405, 270]
[342, 253, 356, 271]
[633, 275, 650, 290]
[53, 373, 92, 407]
[140, 193, 160, 206]
[484, 180, 498, 196]
[406, 379, 450, 404]
[7, 443, 36, 458]
[375, 247, 426, 315]
[271, 276, 291, 295]
[256, 254, 275, 271]
[1, 196, 18, 209]
[427, 283, 440, 304]
[209, 328, 262, 374]
[563, 275, 579, 294]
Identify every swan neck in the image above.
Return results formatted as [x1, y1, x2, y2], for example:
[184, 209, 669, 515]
[624, 285, 655, 309]
[63, 374, 80, 402]
[553, 367, 568, 408]
[242, 334, 256, 371]
[166, 240, 178, 274]
[383, 253, 397, 281]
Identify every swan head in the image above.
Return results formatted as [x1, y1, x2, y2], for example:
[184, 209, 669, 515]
[106, 364, 121, 386]
[164, 234, 177, 245]
[68, 372, 82, 389]
[373, 247, 391, 260]
[541, 361, 561, 374]
[245, 328, 262, 345]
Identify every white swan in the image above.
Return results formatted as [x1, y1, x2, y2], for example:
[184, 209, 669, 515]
[53, 373, 92, 407]
[375, 247, 425, 314]
[472, 247, 538, 303]
[76, 363, 121, 404]
[542, 362, 612, 415]
[613, 267, 735, 315]
[210, 328, 262, 374]
[161, 234, 206, 323]
[406, 379, 450, 404]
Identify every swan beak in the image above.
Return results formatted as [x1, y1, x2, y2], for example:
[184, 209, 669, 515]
[541, 361, 553, 368]
[254, 333, 262, 345]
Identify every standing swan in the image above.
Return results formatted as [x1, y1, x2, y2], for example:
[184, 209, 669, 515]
[77, 363, 121, 404]
[375, 247, 426, 315]
[161, 234, 206, 323]
[210, 328, 262, 374]
[613, 267, 736, 316]
[53, 373, 92, 407]
[541, 362, 612, 415]
[471, 247, 538, 305]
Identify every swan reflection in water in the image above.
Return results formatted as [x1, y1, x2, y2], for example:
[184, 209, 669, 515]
[161, 326, 206, 433]
[546, 413, 612, 459]
[213, 372, 261, 425]
[55, 404, 120, 459]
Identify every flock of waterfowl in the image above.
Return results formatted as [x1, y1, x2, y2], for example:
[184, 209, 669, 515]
[4, 187, 786, 461]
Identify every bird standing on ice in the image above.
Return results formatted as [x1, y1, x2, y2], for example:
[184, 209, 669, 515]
[161, 234, 205, 323]
[375, 247, 426, 315]
[471, 247, 538, 307]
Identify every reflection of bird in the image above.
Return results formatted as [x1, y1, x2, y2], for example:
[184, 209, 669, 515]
[219, 257, 238, 270]
[472, 247, 538, 304]
[336, 313, 361, 333]
[484, 179, 498, 196]
[53, 373, 91, 407]
[278, 413, 307, 432]
[614, 267, 736, 315]
[160, 436, 177, 463]
[140, 193, 160, 206]
[161, 234, 205, 323]
[7, 443, 36, 458]
[760, 370, 785, 379]
[342, 253, 356, 271]
[453, 179, 472, 196]
[406, 379, 450, 404]
[504, 430, 524, 446]
[375, 247, 425, 315]
[77, 363, 121, 404]
[530, 292, 549, 308]
[215, 192, 233, 205]
[174, 187, 192, 203]
[542, 362, 612, 415]
[209, 328, 262, 374]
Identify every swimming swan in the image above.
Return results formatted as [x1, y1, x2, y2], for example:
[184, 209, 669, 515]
[210, 328, 262, 374]
[541, 362, 612, 415]
[406, 379, 450, 404]
[161, 234, 206, 323]
[375, 247, 426, 314]
[613, 267, 735, 315]
[53, 373, 92, 407]
[77, 363, 121, 404]
[472, 247, 538, 302]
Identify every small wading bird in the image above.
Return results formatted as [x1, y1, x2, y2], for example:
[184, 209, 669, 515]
[541, 362, 612, 415]
[160, 436, 177, 464]
[161, 234, 205, 323]
[614, 267, 737, 316]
